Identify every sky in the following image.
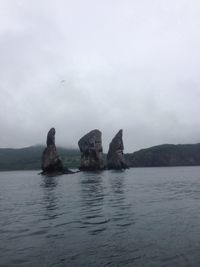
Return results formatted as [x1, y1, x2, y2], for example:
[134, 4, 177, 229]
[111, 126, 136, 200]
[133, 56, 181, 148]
[1, 0, 200, 153]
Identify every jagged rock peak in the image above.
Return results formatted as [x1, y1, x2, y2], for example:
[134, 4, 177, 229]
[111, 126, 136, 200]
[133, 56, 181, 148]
[107, 129, 128, 170]
[41, 127, 64, 174]
[78, 129, 104, 171]
[47, 127, 56, 147]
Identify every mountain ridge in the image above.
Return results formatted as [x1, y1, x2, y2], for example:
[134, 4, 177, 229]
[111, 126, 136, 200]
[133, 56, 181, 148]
[0, 145, 80, 170]
[1, 143, 200, 170]
[125, 143, 200, 167]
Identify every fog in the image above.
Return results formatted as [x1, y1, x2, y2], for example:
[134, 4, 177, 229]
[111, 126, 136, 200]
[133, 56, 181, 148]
[1, 0, 200, 152]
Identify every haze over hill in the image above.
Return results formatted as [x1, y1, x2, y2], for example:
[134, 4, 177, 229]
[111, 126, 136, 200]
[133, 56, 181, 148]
[0, 146, 80, 171]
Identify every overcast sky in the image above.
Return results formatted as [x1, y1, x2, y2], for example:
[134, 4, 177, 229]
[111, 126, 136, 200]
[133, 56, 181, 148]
[1, 0, 200, 152]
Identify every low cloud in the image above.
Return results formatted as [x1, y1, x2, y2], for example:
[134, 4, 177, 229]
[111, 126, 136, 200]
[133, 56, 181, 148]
[1, 0, 200, 152]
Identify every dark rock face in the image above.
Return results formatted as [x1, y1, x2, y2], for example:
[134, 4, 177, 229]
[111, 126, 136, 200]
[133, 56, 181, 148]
[41, 128, 64, 174]
[46, 127, 55, 146]
[107, 129, 128, 169]
[78, 129, 104, 171]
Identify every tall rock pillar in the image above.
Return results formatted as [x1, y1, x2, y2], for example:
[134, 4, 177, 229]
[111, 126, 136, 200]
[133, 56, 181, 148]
[78, 129, 104, 171]
[41, 128, 64, 174]
[107, 129, 127, 170]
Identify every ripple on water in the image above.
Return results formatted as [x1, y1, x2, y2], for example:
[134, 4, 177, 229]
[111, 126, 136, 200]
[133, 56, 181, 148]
[1, 168, 200, 267]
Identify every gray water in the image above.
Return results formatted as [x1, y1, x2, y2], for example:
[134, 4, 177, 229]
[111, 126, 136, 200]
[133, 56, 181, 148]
[1, 167, 200, 267]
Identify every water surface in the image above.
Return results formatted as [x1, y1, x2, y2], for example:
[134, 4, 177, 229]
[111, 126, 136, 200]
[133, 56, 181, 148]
[1, 167, 200, 266]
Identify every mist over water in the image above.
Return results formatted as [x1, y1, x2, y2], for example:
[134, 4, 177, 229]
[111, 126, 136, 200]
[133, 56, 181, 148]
[1, 167, 200, 266]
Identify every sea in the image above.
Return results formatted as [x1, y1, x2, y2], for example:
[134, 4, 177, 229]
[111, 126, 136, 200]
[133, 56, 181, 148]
[1, 167, 200, 267]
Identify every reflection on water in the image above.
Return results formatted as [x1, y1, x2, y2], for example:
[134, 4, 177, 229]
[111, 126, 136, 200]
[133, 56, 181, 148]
[80, 172, 108, 235]
[1, 168, 200, 266]
[40, 176, 59, 220]
[110, 171, 125, 195]
[41, 175, 58, 188]
[109, 171, 135, 229]
[80, 173, 104, 208]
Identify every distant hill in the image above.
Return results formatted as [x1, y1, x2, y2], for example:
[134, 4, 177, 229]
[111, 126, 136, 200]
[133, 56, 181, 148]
[1, 143, 200, 171]
[0, 146, 80, 171]
[125, 143, 200, 167]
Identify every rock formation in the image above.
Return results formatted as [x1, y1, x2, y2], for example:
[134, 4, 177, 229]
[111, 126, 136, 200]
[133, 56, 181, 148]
[41, 128, 65, 174]
[46, 127, 56, 146]
[78, 129, 104, 171]
[107, 129, 128, 170]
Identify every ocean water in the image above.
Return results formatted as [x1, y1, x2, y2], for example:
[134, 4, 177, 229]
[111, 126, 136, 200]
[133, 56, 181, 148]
[1, 167, 200, 267]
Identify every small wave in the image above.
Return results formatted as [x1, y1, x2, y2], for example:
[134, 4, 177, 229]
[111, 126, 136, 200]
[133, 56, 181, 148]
[81, 218, 110, 225]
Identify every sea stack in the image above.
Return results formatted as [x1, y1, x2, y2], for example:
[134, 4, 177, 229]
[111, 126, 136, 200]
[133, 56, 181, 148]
[78, 129, 104, 171]
[107, 129, 128, 170]
[41, 128, 64, 174]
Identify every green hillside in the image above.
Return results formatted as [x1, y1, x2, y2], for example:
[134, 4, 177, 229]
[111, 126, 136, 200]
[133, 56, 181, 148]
[0, 146, 80, 171]
[126, 143, 200, 167]
[1, 143, 200, 171]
